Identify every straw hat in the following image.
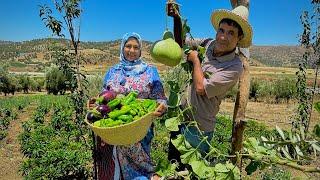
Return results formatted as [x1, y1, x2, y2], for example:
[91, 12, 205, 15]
[211, 5, 253, 48]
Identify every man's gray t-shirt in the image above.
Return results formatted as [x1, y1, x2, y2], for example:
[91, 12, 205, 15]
[181, 38, 243, 132]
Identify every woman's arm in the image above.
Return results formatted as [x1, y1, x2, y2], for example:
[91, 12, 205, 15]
[149, 67, 167, 116]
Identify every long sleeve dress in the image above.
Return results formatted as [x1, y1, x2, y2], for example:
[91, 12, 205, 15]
[96, 64, 166, 180]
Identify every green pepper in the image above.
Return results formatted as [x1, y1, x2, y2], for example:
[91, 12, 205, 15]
[108, 106, 131, 119]
[100, 118, 113, 127]
[147, 101, 157, 112]
[118, 114, 133, 122]
[129, 109, 137, 116]
[107, 98, 121, 109]
[121, 91, 138, 105]
[99, 118, 124, 127]
[142, 99, 154, 109]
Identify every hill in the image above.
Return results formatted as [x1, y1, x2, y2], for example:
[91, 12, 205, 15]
[0, 38, 307, 72]
[250, 45, 305, 67]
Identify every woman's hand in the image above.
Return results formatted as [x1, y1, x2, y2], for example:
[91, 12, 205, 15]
[153, 103, 167, 117]
[87, 98, 97, 110]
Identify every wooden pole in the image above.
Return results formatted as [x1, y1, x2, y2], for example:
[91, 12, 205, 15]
[230, 0, 251, 166]
[230, 53, 250, 165]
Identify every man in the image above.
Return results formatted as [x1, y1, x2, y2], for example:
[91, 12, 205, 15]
[166, 4, 253, 167]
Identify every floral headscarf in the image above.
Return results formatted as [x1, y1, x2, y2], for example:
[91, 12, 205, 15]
[114, 32, 148, 76]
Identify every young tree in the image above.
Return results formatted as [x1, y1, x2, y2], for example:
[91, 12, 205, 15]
[39, 0, 87, 127]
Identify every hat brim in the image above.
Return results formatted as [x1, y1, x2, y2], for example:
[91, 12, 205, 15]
[211, 9, 253, 48]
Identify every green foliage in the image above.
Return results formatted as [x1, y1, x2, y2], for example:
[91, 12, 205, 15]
[86, 74, 103, 97]
[0, 65, 17, 95]
[248, 77, 297, 103]
[292, 0, 319, 134]
[19, 95, 91, 179]
[0, 96, 31, 140]
[249, 78, 261, 101]
[9, 61, 27, 68]
[244, 120, 276, 139]
[273, 77, 297, 103]
[261, 166, 291, 180]
[17, 74, 32, 93]
[45, 64, 67, 95]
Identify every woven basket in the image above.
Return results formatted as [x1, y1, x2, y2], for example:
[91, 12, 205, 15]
[85, 112, 156, 146]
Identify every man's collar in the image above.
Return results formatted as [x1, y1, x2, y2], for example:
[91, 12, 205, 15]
[211, 41, 236, 62]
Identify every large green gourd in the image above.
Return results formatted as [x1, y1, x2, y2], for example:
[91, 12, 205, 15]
[150, 30, 182, 67]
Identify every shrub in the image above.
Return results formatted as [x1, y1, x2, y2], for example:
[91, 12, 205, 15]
[45, 65, 67, 95]
[17, 74, 31, 93]
[273, 77, 297, 103]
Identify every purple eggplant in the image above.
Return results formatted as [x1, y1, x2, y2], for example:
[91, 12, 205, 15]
[86, 112, 99, 123]
[97, 90, 116, 104]
[96, 104, 111, 117]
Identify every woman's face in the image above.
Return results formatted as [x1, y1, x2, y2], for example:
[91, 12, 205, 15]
[123, 37, 141, 61]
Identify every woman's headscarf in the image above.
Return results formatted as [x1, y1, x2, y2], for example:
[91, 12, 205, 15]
[114, 32, 148, 76]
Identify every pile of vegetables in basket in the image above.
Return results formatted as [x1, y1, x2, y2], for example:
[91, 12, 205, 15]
[87, 90, 157, 128]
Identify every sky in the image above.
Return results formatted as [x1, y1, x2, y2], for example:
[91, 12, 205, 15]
[0, 0, 314, 45]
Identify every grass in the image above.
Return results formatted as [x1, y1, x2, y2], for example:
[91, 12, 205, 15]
[9, 61, 27, 68]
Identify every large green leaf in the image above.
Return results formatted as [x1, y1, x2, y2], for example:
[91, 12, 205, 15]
[171, 134, 189, 153]
[180, 149, 200, 164]
[189, 160, 215, 178]
[214, 163, 229, 173]
[165, 117, 180, 131]
[168, 91, 179, 107]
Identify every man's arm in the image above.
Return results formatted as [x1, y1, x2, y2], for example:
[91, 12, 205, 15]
[167, 1, 183, 47]
[187, 51, 205, 95]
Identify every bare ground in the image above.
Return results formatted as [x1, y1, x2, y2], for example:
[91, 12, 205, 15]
[0, 103, 36, 180]
[220, 100, 320, 130]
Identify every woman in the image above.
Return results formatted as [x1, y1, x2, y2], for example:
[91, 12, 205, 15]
[95, 32, 166, 180]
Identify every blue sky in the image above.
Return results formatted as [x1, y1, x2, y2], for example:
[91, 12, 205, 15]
[0, 0, 314, 45]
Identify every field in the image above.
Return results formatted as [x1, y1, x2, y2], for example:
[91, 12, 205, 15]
[1, 64, 319, 179]
[1, 36, 320, 179]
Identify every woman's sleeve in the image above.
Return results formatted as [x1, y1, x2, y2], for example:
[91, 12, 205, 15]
[149, 67, 167, 105]
[102, 68, 113, 91]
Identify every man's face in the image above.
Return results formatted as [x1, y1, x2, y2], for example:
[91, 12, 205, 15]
[214, 22, 241, 56]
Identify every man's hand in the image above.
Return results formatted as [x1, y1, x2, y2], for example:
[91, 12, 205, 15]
[166, 1, 180, 18]
[153, 103, 167, 117]
[187, 50, 200, 64]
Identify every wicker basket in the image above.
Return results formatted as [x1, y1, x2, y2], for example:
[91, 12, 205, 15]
[85, 112, 156, 146]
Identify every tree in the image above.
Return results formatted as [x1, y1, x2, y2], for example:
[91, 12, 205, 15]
[45, 65, 67, 95]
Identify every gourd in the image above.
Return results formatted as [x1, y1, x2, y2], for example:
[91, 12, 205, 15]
[150, 30, 182, 67]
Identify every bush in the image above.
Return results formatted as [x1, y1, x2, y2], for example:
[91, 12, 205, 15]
[273, 77, 297, 103]
[45, 65, 67, 95]
[86, 74, 103, 97]
[249, 78, 261, 101]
